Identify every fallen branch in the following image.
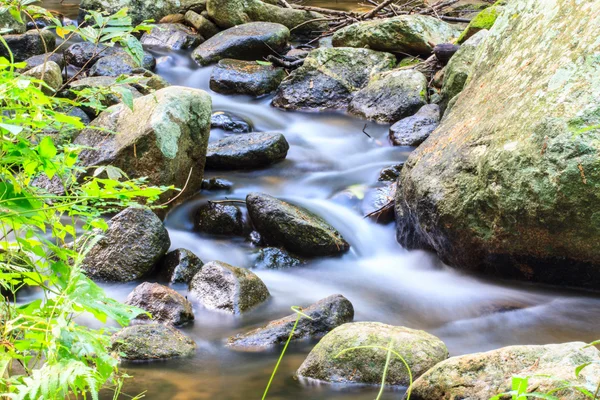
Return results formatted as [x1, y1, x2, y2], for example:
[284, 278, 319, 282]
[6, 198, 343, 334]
[266, 54, 305, 69]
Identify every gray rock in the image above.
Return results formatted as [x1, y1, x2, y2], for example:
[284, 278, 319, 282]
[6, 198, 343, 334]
[74, 86, 212, 213]
[272, 47, 396, 111]
[125, 282, 194, 326]
[185, 10, 220, 39]
[194, 202, 245, 235]
[348, 69, 428, 123]
[192, 22, 289, 66]
[201, 177, 234, 190]
[409, 342, 600, 400]
[189, 261, 270, 314]
[159, 248, 204, 284]
[209, 59, 285, 96]
[297, 322, 448, 385]
[23, 61, 63, 94]
[389, 104, 440, 146]
[20, 52, 65, 72]
[65, 107, 92, 125]
[79, 0, 206, 25]
[332, 15, 460, 56]
[227, 294, 354, 350]
[211, 112, 252, 132]
[81, 207, 170, 282]
[253, 247, 302, 269]
[68, 76, 144, 113]
[378, 163, 404, 182]
[206, 132, 289, 169]
[110, 324, 196, 360]
[141, 23, 203, 50]
[433, 43, 460, 65]
[206, 0, 326, 34]
[89, 52, 156, 76]
[64, 42, 105, 68]
[246, 192, 349, 257]
[0, 30, 56, 61]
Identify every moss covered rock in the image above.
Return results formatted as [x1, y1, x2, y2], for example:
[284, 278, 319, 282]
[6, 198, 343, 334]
[456, 4, 502, 44]
[20, 52, 65, 72]
[194, 201, 245, 235]
[210, 59, 285, 96]
[141, 23, 203, 50]
[79, 0, 206, 25]
[297, 322, 448, 385]
[409, 342, 600, 400]
[110, 324, 196, 360]
[389, 104, 440, 146]
[0, 30, 55, 62]
[206, 0, 326, 34]
[185, 10, 220, 39]
[192, 22, 289, 66]
[81, 207, 170, 282]
[158, 248, 204, 284]
[74, 86, 211, 212]
[125, 282, 194, 326]
[332, 15, 460, 56]
[246, 192, 349, 257]
[206, 132, 289, 169]
[228, 294, 354, 350]
[189, 261, 270, 314]
[272, 47, 396, 111]
[23, 61, 63, 94]
[396, 0, 600, 289]
[348, 68, 428, 123]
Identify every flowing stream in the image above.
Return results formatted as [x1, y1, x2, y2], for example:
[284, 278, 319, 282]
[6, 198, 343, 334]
[47, 5, 600, 399]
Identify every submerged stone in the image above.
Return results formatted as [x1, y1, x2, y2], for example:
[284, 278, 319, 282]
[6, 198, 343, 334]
[253, 247, 303, 269]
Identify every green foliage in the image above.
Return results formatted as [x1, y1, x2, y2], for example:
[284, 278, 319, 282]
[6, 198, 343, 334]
[0, 2, 164, 399]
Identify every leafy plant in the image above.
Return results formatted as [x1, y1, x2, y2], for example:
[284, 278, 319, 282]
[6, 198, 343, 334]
[0, 3, 167, 399]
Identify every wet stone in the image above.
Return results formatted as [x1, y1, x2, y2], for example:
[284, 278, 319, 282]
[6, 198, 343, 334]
[209, 59, 285, 97]
[194, 201, 245, 236]
[125, 282, 194, 326]
[253, 247, 303, 269]
[206, 132, 289, 170]
[158, 248, 204, 284]
[201, 177, 234, 191]
[211, 112, 252, 133]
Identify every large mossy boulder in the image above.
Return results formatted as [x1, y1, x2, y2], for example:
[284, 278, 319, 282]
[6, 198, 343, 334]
[228, 294, 354, 350]
[0, 30, 55, 61]
[192, 22, 289, 66]
[332, 15, 460, 56]
[74, 86, 211, 212]
[246, 192, 349, 257]
[409, 342, 600, 400]
[272, 47, 396, 111]
[456, 4, 502, 44]
[206, 0, 326, 34]
[125, 282, 194, 326]
[140, 23, 203, 50]
[297, 322, 448, 385]
[189, 261, 270, 314]
[348, 69, 427, 123]
[82, 207, 170, 282]
[206, 132, 289, 169]
[395, 0, 600, 289]
[79, 0, 206, 25]
[110, 324, 196, 360]
[439, 29, 488, 111]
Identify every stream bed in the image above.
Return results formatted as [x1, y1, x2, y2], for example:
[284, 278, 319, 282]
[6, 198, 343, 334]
[45, 4, 600, 399]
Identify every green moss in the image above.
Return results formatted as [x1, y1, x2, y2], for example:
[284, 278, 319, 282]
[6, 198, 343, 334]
[457, 6, 501, 43]
[398, 57, 421, 68]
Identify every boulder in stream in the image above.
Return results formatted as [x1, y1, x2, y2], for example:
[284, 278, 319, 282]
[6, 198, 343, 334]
[246, 192, 349, 257]
[125, 282, 194, 326]
[297, 322, 448, 385]
[348, 68, 428, 123]
[74, 86, 212, 212]
[206, 0, 326, 34]
[89, 52, 156, 76]
[206, 132, 289, 169]
[81, 207, 170, 282]
[227, 294, 354, 350]
[140, 23, 204, 50]
[23, 61, 63, 94]
[189, 261, 270, 314]
[211, 112, 252, 133]
[389, 104, 440, 146]
[209, 59, 285, 96]
[332, 15, 460, 56]
[395, 0, 600, 289]
[20, 52, 65, 72]
[272, 47, 396, 111]
[409, 342, 600, 400]
[110, 324, 196, 360]
[0, 30, 56, 61]
[194, 201, 245, 235]
[192, 22, 289, 66]
[158, 248, 205, 284]
[253, 247, 303, 269]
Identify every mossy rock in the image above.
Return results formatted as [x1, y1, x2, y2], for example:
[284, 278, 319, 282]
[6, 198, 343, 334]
[297, 322, 448, 385]
[140, 23, 203, 50]
[206, 132, 289, 169]
[194, 201, 245, 235]
[409, 342, 600, 399]
[457, 5, 503, 44]
[396, 0, 600, 289]
[159, 248, 204, 284]
[23, 61, 63, 94]
[111, 324, 196, 360]
[189, 261, 270, 314]
[209, 59, 286, 96]
[0, 30, 56, 62]
[332, 15, 460, 56]
[125, 282, 194, 326]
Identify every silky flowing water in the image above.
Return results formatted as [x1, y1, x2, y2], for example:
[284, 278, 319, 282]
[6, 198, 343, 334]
[42, 5, 600, 399]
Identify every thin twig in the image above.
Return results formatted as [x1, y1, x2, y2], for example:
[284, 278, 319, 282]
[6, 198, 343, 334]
[157, 167, 193, 207]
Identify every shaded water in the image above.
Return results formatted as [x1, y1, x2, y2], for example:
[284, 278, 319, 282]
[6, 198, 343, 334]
[40, 3, 600, 399]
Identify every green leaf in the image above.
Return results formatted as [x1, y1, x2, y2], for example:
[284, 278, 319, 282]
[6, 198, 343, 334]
[38, 136, 57, 159]
[111, 85, 134, 110]
[256, 60, 273, 66]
